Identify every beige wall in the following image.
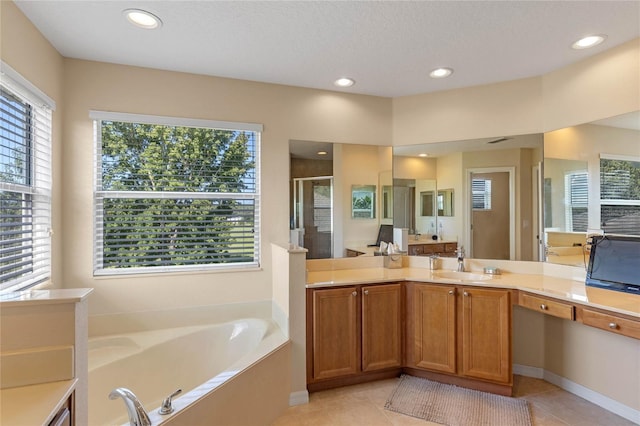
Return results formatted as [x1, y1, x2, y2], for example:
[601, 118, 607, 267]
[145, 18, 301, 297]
[58, 59, 391, 314]
[334, 144, 390, 252]
[1, 1, 65, 287]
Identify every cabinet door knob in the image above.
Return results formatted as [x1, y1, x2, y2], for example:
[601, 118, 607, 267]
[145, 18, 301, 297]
[540, 304, 548, 310]
[363, 289, 369, 295]
[463, 291, 469, 297]
[448, 290, 454, 295]
[609, 322, 618, 329]
[352, 291, 357, 297]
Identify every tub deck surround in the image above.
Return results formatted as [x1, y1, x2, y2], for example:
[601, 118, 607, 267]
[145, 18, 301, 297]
[88, 314, 289, 426]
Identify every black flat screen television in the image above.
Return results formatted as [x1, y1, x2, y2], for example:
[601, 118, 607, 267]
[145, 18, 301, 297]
[585, 234, 640, 295]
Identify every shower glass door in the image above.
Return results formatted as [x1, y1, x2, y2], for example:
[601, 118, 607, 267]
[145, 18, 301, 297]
[293, 177, 333, 259]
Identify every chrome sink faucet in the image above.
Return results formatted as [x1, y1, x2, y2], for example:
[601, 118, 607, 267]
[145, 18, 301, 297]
[109, 387, 151, 426]
[456, 246, 465, 272]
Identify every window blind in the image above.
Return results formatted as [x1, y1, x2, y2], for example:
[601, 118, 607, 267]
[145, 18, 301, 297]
[600, 155, 640, 235]
[92, 112, 261, 275]
[564, 171, 588, 232]
[0, 72, 53, 292]
[472, 178, 492, 210]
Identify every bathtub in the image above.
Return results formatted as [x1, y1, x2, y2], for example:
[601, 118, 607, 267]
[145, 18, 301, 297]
[88, 317, 290, 425]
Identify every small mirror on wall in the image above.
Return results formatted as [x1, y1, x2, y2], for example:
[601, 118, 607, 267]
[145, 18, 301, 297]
[420, 191, 435, 216]
[438, 189, 454, 217]
[352, 185, 376, 219]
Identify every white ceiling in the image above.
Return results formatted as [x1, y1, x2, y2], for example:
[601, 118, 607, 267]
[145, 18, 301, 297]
[14, 1, 640, 98]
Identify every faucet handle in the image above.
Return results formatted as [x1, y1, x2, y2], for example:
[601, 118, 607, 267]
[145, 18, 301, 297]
[158, 388, 182, 415]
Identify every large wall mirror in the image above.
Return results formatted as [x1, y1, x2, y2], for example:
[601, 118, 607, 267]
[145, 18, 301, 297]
[290, 140, 392, 259]
[289, 113, 638, 263]
[393, 134, 544, 261]
[543, 110, 640, 267]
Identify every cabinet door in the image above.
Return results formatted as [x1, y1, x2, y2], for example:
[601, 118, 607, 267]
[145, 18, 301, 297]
[311, 286, 359, 380]
[411, 283, 457, 374]
[460, 287, 511, 383]
[362, 283, 402, 372]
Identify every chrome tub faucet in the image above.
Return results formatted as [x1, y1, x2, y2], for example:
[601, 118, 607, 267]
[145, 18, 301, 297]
[109, 387, 151, 426]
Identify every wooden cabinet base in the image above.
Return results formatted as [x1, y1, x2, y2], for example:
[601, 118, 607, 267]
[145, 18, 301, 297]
[403, 368, 513, 396]
[308, 369, 402, 393]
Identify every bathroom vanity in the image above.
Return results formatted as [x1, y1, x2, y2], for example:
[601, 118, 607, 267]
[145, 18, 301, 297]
[304, 259, 640, 399]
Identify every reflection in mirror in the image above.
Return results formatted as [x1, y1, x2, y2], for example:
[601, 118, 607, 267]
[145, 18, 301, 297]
[394, 133, 543, 261]
[437, 189, 454, 216]
[352, 185, 376, 219]
[543, 111, 640, 266]
[379, 170, 393, 224]
[420, 191, 435, 216]
[289, 140, 392, 258]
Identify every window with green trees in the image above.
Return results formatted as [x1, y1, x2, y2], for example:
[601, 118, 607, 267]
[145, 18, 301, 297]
[93, 113, 261, 275]
[600, 155, 640, 236]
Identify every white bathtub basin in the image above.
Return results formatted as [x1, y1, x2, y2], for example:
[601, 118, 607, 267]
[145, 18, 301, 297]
[432, 271, 491, 282]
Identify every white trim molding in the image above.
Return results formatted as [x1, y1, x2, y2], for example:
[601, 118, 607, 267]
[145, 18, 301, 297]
[514, 364, 640, 424]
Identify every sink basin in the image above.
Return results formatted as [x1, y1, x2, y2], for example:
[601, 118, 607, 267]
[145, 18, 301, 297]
[432, 271, 491, 282]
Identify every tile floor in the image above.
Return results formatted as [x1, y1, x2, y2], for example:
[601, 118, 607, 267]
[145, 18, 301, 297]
[271, 375, 637, 426]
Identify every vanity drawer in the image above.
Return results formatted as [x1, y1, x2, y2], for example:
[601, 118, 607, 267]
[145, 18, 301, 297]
[444, 243, 458, 253]
[519, 293, 574, 320]
[422, 244, 444, 255]
[579, 308, 640, 340]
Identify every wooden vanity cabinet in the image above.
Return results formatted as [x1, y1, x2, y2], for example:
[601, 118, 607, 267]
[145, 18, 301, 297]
[306, 283, 402, 390]
[405, 282, 512, 394]
[407, 242, 458, 257]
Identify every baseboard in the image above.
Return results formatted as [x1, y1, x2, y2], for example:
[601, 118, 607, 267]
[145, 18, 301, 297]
[512, 364, 544, 379]
[514, 364, 640, 424]
[289, 390, 309, 406]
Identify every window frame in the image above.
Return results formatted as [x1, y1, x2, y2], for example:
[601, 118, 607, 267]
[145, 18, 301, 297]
[91, 111, 262, 276]
[599, 153, 640, 235]
[0, 62, 55, 293]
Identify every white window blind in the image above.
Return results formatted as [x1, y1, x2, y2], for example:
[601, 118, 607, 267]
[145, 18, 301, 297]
[564, 171, 588, 232]
[92, 111, 262, 275]
[600, 154, 640, 235]
[1, 64, 53, 292]
[472, 178, 492, 210]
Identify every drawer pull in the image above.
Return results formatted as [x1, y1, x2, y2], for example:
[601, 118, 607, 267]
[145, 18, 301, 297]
[463, 291, 469, 297]
[363, 289, 369, 295]
[540, 304, 548, 311]
[609, 322, 618, 329]
[448, 290, 454, 295]
[352, 291, 357, 297]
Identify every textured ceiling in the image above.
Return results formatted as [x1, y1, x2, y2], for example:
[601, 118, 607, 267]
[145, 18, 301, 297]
[14, 1, 640, 98]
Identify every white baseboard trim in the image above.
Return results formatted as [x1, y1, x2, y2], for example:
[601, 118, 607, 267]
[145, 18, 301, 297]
[513, 364, 544, 379]
[289, 390, 309, 406]
[514, 364, 640, 424]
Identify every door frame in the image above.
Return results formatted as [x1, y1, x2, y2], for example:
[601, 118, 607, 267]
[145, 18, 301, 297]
[465, 167, 516, 260]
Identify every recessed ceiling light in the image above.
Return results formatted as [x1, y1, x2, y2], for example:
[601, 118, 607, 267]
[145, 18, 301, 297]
[418, 153, 429, 157]
[334, 77, 355, 87]
[317, 151, 328, 156]
[571, 35, 606, 50]
[124, 9, 162, 29]
[429, 68, 453, 79]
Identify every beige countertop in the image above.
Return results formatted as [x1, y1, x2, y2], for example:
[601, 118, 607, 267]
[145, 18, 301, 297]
[0, 379, 76, 426]
[0, 288, 93, 307]
[306, 267, 640, 318]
